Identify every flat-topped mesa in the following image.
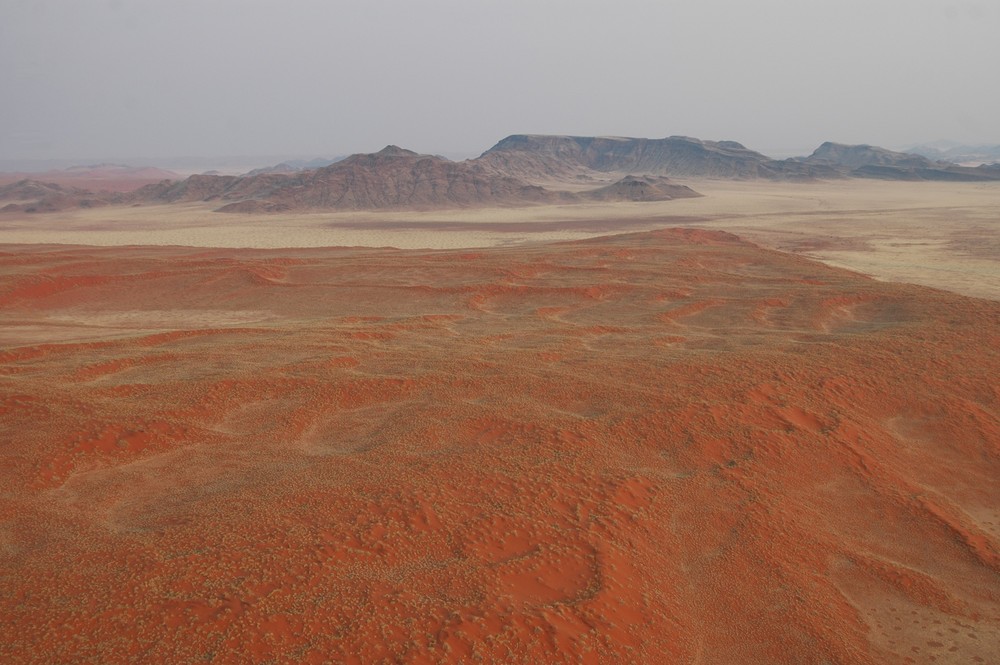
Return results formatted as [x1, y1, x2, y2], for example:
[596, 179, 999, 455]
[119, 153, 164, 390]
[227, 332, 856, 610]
[476, 134, 832, 181]
[478, 134, 1000, 183]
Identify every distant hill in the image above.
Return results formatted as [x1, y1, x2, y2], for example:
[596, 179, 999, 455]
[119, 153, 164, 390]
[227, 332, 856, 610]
[906, 142, 1000, 167]
[475, 135, 837, 182]
[0, 179, 115, 213]
[244, 156, 347, 176]
[478, 134, 1000, 183]
[0, 164, 180, 193]
[800, 142, 1000, 181]
[583, 175, 701, 202]
[803, 142, 934, 169]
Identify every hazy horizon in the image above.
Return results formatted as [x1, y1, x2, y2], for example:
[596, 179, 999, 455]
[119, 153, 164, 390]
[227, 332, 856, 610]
[2, 0, 998, 168]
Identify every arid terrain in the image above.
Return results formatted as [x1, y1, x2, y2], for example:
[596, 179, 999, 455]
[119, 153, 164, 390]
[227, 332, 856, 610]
[1, 137, 999, 664]
[5, 0, 998, 655]
[1, 178, 997, 300]
[1, 211, 999, 663]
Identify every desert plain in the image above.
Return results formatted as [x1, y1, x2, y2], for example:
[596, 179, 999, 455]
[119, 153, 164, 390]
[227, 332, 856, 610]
[1, 179, 999, 664]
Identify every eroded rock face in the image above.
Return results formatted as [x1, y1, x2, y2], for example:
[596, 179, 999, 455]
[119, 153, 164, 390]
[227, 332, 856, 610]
[1, 230, 998, 663]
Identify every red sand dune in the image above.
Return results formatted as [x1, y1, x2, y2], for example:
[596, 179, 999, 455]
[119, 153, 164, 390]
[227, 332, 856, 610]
[0, 230, 998, 664]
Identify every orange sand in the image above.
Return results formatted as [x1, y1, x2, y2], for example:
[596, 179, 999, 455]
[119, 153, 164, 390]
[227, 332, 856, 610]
[0, 230, 998, 663]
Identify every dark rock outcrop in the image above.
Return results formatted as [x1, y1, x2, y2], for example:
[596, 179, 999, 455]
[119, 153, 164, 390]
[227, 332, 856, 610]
[583, 175, 702, 202]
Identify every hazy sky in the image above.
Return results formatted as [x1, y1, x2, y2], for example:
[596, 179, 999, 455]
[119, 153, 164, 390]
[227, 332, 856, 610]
[2, 0, 998, 163]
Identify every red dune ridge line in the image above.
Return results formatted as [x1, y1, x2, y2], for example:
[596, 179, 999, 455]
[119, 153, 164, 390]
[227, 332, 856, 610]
[0, 228, 998, 664]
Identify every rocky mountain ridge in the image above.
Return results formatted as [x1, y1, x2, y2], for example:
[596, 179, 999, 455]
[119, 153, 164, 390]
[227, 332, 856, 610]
[131, 145, 701, 213]
[4, 135, 998, 214]
[479, 134, 1000, 183]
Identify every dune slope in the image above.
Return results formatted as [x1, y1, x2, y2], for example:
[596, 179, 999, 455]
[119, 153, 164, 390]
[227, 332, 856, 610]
[0, 230, 998, 664]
